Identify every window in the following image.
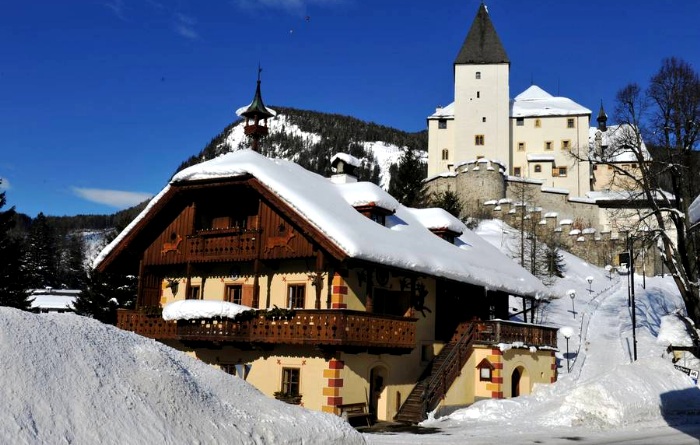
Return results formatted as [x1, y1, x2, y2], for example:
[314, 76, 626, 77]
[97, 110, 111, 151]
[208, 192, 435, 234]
[441, 148, 449, 160]
[187, 285, 200, 300]
[475, 135, 485, 146]
[226, 285, 242, 304]
[561, 140, 571, 150]
[544, 141, 553, 151]
[516, 118, 524, 126]
[370, 212, 386, 226]
[534, 164, 542, 173]
[482, 116, 486, 122]
[221, 364, 237, 376]
[517, 142, 525, 151]
[475, 71, 481, 79]
[476, 91, 480, 98]
[288, 284, 306, 309]
[558, 167, 568, 177]
[438, 119, 447, 129]
[281, 367, 300, 396]
[567, 118, 575, 128]
[535, 119, 541, 128]
[480, 367, 492, 381]
[513, 167, 521, 177]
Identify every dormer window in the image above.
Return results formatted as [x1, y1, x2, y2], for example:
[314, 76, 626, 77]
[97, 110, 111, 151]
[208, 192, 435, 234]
[370, 212, 386, 226]
[429, 228, 461, 244]
[354, 205, 393, 227]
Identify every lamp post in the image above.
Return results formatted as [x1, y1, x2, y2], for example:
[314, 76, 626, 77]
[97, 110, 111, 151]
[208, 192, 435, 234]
[560, 326, 574, 373]
[586, 276, 593, 294]
[568, 289, 576, 319]
[605, 264, 612, 280]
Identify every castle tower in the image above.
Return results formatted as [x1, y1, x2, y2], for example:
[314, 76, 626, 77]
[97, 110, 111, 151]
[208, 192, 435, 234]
[427, 3, 510, 177]
[597, 101, 608, 132]
[453, 3, 510, 169]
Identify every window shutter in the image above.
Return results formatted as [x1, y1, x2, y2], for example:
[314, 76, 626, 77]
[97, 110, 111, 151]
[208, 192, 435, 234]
[242, 285, 255, 307]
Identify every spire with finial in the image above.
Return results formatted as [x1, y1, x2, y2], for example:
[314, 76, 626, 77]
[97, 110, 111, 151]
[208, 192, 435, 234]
[597, 100, 608, 132]
[237, 66, 276, 152]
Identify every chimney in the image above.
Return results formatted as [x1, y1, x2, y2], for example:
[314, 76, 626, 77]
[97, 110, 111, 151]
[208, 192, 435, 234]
[330, 153, 360, 184]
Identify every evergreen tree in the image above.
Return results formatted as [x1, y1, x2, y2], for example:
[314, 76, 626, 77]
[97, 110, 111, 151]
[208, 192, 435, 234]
[0, 189, 33, 310]
[388, 147, 427, 207]
[73, 270, 137, 324]
[24, 212, 60, 289]
[429, 189, 463, 219]
[60, 233, 87, 289]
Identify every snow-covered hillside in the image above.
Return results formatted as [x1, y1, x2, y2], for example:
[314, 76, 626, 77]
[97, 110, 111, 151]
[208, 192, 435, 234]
[222, 114, 412, 188]
[0, 309, 363, 444]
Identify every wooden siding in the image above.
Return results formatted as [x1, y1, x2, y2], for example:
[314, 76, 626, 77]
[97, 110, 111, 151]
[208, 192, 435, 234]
[258, 201, 315, 259]
[143, 204, 195, 266]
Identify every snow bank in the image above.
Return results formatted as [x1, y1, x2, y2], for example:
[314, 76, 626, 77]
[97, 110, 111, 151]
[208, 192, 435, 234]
[0, 308, 364, 444]
[162, 299, 252, 321]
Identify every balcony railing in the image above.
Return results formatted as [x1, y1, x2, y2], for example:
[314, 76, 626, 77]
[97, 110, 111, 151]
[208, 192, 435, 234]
[473, 320, 558, 348]
[117, 309, 416, 351]
[186, 229, 258, 262]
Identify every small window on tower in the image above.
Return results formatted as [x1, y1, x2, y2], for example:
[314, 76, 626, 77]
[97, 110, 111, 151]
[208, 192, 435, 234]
[475, 135, 485, 146]
[534, 164, 542, 173]
[441, 149, 449, 160]
[476, 91, 480, 98]
[513, 167, 521, 177]
[545, 141, 553, 151]
[561, 140, 571, 150]
[475, 71, 481, 79]
[482, 117, 486, 122]
[567, 118, 575, 128]
[535, 119, 541, 128]
[438, 119, 447, 129]
[517, 142, 525, 151]
[516, 118, 524, 126]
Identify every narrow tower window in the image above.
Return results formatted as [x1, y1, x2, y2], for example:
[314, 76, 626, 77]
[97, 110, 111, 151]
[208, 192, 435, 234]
[475, 71, 481, 79]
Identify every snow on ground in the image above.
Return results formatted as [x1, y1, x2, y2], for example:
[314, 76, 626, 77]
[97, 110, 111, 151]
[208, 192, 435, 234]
[0, 308, 364, 445]
[366, 219, 700, 444]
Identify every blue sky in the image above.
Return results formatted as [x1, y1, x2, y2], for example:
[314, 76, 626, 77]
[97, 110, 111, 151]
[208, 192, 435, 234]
[1, 0, 699, 217]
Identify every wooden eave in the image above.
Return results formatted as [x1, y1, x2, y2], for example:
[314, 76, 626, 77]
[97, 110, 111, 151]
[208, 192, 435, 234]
[429, 227, 462, 238]
[96, 175, 349, 273]
[353, 204, 395, 216]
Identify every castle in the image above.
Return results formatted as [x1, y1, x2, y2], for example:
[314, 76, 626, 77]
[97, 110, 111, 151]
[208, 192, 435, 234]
[424, 4, 659, 272]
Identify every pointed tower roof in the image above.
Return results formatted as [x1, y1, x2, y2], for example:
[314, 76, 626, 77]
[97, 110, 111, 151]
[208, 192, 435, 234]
[597, 101, 608, 131]
[454, 3, 509, 65]
[239, 78, 275, 121]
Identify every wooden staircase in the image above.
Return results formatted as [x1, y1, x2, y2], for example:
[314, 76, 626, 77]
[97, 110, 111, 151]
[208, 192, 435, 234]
[394, 322, 476, 424]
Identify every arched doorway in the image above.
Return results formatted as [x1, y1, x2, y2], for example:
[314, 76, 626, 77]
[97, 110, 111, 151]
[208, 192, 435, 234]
[511, 366, 530, 397]
[511, 367, 522, 397]
[369, 366, 388, 421]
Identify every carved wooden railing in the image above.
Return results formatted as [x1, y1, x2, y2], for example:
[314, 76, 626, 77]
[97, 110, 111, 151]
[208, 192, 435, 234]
[186, 229, 259, 262]
[474, 320, 558, 347]
[117, 309, 416, 350]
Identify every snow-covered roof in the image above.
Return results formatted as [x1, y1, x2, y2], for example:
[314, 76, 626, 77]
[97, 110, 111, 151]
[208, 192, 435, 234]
[407, 208, 464, 235]
[235, 103, 277, 118]
[589, 124, 651, 163]
[511, 85, 591, 118]
[95, 150, 546, 297]
[30, 295, 76, 311]
[330, 152, 361, 169]
[428, 102, 455, 119]
[689, 194, 700, 230]
[527, 154, 555, 162]
[163, 300, 252, 321]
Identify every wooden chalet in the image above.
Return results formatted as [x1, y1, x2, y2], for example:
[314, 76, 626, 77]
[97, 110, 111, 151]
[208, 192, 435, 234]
[95, 87, 558, 424]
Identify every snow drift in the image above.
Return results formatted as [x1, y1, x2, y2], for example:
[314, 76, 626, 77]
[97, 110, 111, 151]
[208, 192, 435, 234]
[0, 308, 364, 444]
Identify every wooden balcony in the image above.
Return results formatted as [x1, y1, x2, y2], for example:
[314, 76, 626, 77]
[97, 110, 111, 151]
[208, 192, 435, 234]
[185, 229, 258, 262]
[473, 320, 558, 348]
[117, 309, 417, 352]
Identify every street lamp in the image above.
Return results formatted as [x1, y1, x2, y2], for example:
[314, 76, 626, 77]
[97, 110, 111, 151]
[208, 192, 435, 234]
[560, 326, 574, 373]
[567, 289, 576, 319]
[586, 276, 593, 294]
[605, 265, 612, 280]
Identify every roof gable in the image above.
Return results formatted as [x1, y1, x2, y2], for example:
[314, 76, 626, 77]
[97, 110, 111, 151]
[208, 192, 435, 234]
[454, 3, 509, 65]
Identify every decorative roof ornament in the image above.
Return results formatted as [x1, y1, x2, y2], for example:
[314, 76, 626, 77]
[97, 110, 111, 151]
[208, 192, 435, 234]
[597, 100, 608, 132]
[236, 66, 276, 152]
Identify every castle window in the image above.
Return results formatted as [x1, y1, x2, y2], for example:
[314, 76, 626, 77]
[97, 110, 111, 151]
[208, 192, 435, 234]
[475, 71, 481, 79]
[567, 118, 575, 128]
[513, 167, 521, 177]
[558, 167, 568, 177]
[534, 164, 542, 173]
[475, 135, 485, 146]
[535, 119, 541, 128]
[517, 142, 525, 151]
[545, 141, 553, 151]
[287, 284, 306, 309]
[477, 91, 480, 98]
[438, 119, 447, 129]
[441, 148, 449, 160]
[561, 140, 571, 150]
[516, 118, 524, 126]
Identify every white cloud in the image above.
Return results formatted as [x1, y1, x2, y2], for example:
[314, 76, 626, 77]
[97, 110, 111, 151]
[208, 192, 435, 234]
[0, 177, 9, 191]
[174, 14, 200, 40]
[72, 187, 152, 209]
[103, 0, 127, 21]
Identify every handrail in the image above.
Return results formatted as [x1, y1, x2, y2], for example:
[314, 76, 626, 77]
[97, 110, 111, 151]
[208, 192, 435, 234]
[420, 322, 476, 418]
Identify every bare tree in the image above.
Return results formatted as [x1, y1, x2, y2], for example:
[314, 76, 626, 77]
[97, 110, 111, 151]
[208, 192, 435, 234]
[591, 58, 700, 324]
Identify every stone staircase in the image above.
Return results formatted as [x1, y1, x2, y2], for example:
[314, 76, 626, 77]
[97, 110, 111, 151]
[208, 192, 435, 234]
[394, 322, 476, 423]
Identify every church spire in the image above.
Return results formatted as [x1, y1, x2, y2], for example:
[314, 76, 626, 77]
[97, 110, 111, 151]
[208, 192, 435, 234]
[237, 67, 276, 152]
[597, 100, 608, 132]
[454, 3, 509, 65]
